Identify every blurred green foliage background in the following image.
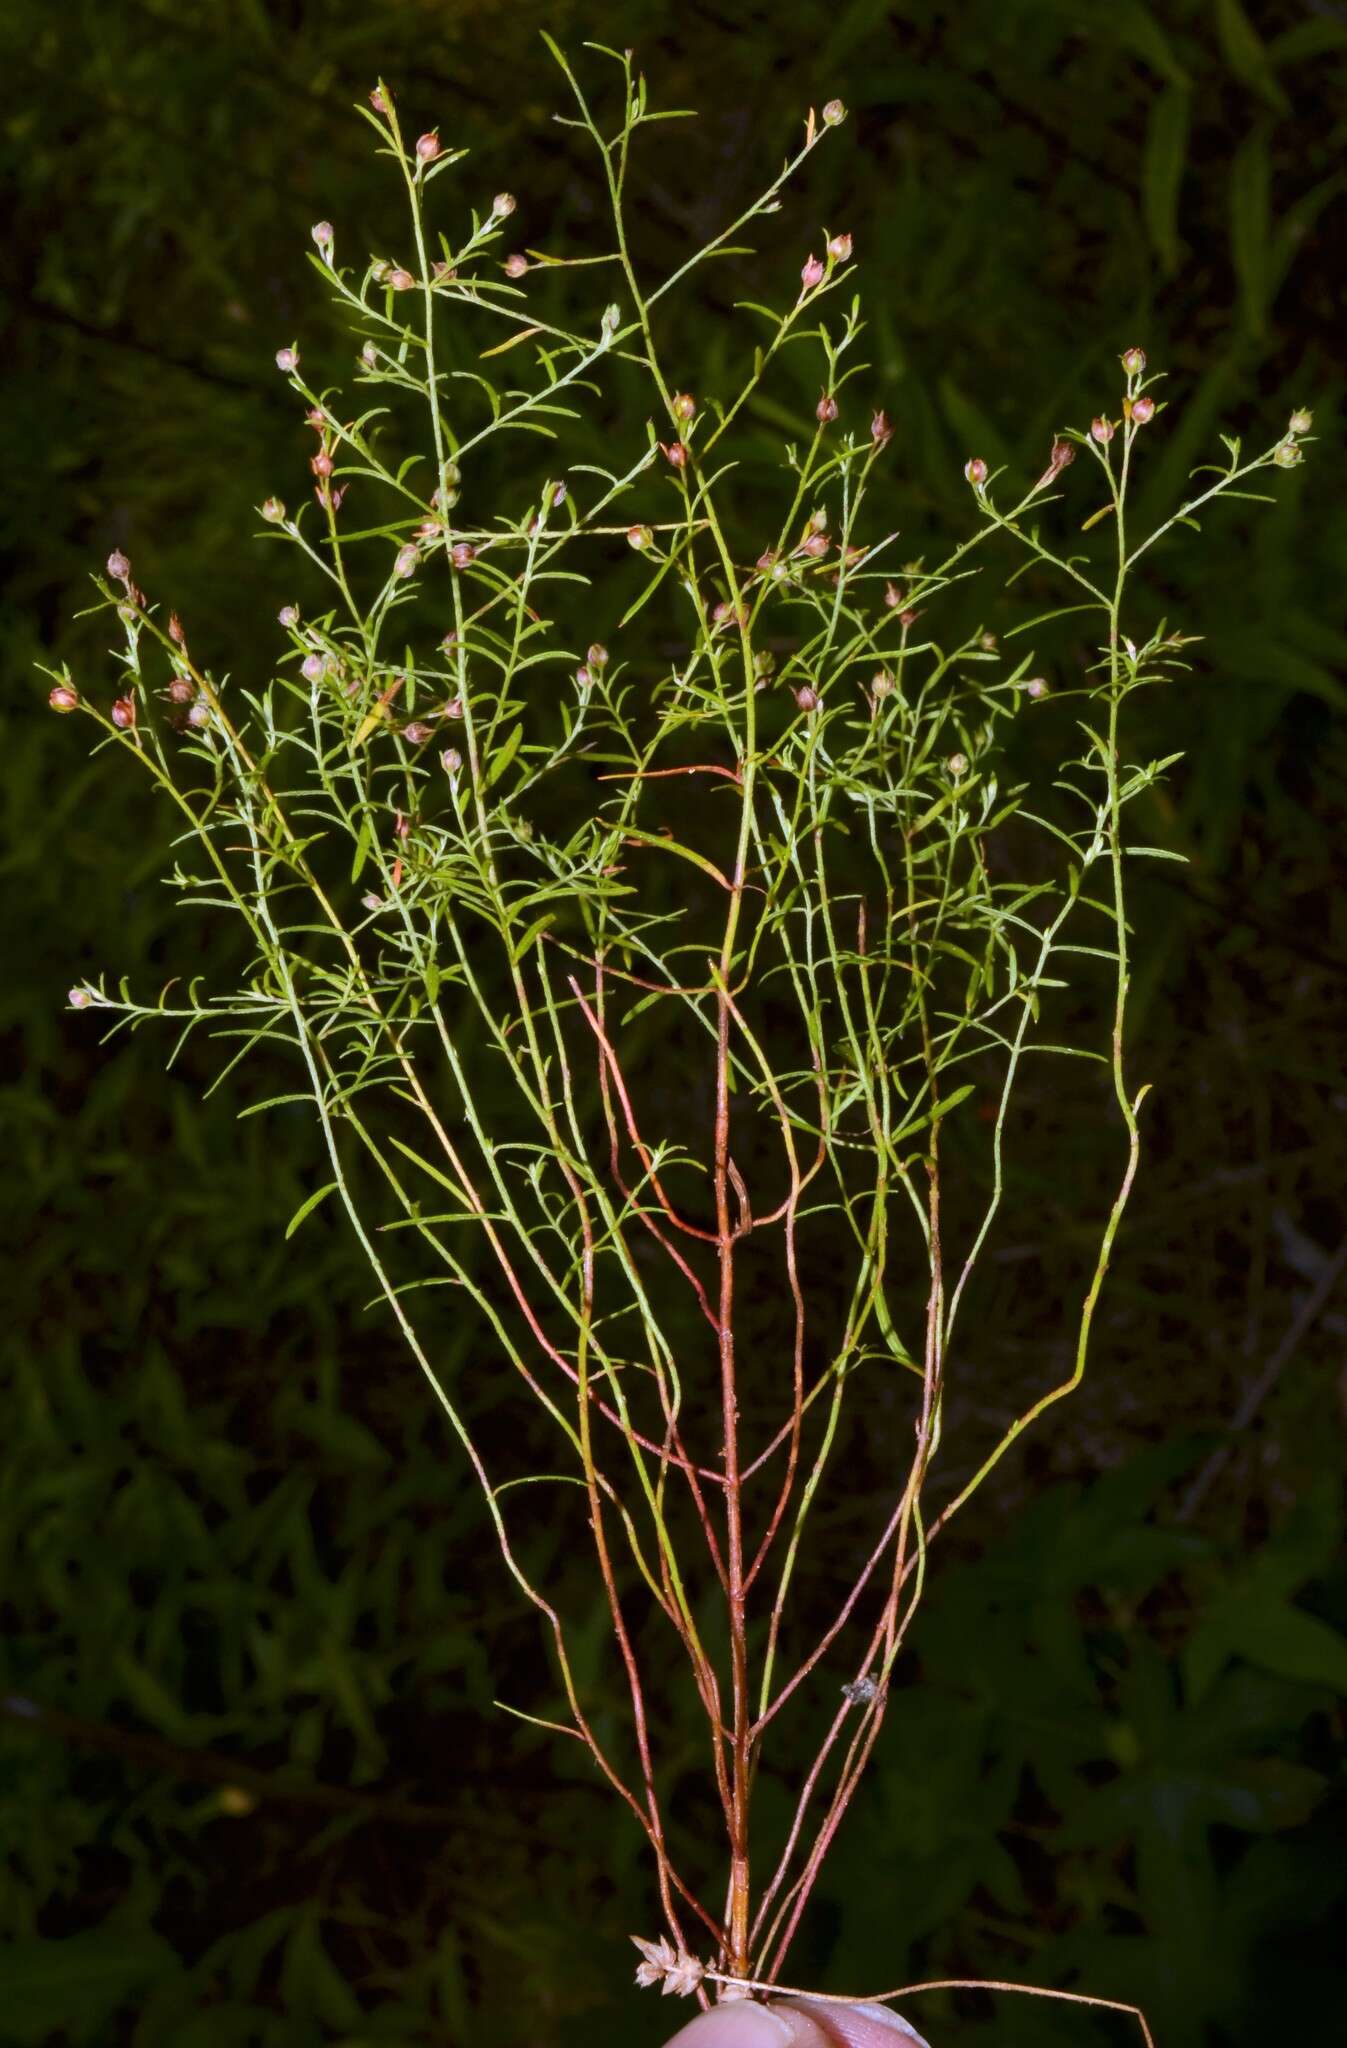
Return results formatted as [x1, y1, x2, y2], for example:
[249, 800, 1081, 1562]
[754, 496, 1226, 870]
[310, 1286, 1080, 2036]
[3, 2, 1344, 2043]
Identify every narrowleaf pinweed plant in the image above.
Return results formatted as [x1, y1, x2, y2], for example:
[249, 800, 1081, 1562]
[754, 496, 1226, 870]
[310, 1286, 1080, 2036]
[47, 42, 1313, 2040]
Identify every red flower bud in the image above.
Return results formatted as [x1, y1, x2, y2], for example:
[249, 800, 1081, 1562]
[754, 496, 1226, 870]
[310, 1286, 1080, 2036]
[415, 131, 440, 162]
[816, 392, 839, 424]
[871, 409, 892, 446]
[451, 541, 476, 568]
[167, 675, 195, 704]
[311, 451, 334, 477]
[48, 683, 80, 713]
[111, 695, 136, 730]
[661, 440, 687, 468]
[671, 392, 696, 422]
[387, 268, 416, 291]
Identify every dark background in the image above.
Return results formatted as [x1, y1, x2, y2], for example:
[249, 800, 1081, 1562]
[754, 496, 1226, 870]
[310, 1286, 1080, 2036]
[3, 2, 1345, 2044]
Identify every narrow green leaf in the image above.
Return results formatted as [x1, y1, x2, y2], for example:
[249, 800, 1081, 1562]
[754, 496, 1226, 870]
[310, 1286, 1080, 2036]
[484, 721, 524, 789]
[285, 1180, 339, 1239]
[350, 812, 373, 882]
[1229, 127, 1272, 333]
[1143, 86, 1190, 274]
[1213, 0, 1292, 112]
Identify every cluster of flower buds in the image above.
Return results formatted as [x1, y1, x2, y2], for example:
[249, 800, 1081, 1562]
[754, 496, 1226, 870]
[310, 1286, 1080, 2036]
[632, 1936, 705, 2001]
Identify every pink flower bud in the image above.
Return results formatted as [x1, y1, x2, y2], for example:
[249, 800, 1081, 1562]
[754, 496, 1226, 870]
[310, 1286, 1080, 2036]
[587, 642, 609, 668]
[822, 99, 846, 125]
[167, 675, 195, 703]
[432, 260, 457, 282]
[884, 582, 905, 608]
[403, 721, 435, 743]
[504, 252, 529, 278]
[311, 221, 334, 251]
[816, 392, 839, 424]
[387, 268, 416, 291]
[1288, 408, 1313, 436]
[1129, 395, 1156, 425]
[415, 131, 440, 162]
[361, 341, 379, 368]
[801, 253, 825, 290]
[795, 685, 820, 712]
[799, 531, 829, 558]
[626, 524, 653, 550]
[370, 87, 390, 114]
[48, 683, 80, 713]
[168, 613, 186, 647]
[827, 232, 853, 261]
[279, 605, 300, 628]
[661, 440, 687, 467]
[450, 541, 476, 569]
[899, 608, 919, 628]
[68, 986, 93, 1009]
[1091, 415, 1115, 443]
[964, 457, 988, 487]
[311, 451, 334, 477]
[671, 392, 696, 422]
[946, 752, 969, 778]
[111, 695, 136, 730]
[107, 550, 131, 583]
[440, 746, 462, 776]
[1024, 677, 1048, 698]
[871, 670, 894, 697]
[1120, 346, 1146, 376]
[301, 653, 326, 682]
[575, 665, 593, 689]
[187, 699, 212, 726]
[275, 345, 299, 373]
[261, 497, 286, 523]
[491, 192, 516, 218]
[394, 544, 419, 577]
[871, 409, 892, 446]
[1273, 439, 1302, 468]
